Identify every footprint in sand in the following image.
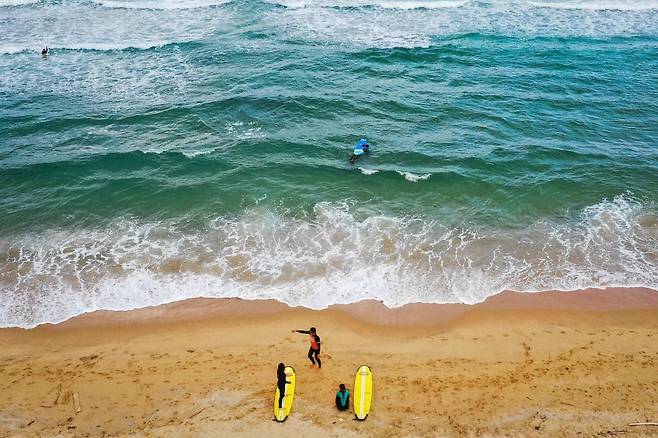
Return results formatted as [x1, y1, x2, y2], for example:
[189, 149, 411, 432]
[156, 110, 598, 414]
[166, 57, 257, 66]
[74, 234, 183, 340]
[521, 342, 531, 357]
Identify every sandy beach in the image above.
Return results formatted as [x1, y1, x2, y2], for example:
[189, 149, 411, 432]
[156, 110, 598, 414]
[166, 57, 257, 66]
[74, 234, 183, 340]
[1, 287, 657, 437]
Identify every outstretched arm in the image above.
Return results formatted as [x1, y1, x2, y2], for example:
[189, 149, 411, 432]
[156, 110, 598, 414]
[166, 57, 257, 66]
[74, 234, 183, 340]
[292, 330, 310, 334]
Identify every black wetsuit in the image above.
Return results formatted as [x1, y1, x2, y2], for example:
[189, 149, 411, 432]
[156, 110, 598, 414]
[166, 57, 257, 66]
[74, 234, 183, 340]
[295, 330, 321, 368]
[277, 367, 289, 408]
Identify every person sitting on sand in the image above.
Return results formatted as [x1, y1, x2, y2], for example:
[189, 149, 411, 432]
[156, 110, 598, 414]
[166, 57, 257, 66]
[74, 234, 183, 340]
[335, 383, 349, 411]
[276, 362, 290, 409]
[292, 327, 321, 368]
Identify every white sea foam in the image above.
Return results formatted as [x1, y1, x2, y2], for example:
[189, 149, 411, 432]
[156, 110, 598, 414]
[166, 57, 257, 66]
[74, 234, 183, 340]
[529, 0, 658, 11]
[1, 196, 656, 328]
[181, 149, 216, 158]
[270, 0, 658, 9]
[0, 0, 40, 6]
[3, 0, 657, 56]
[0, 45, 30, 55]
[224, 121, 264, 139]
[267, 6, 434, 48]
[175, 121, 264, 157]
[0, 48, 201, 114]
[266, 0, 658, 49]
[377, 0, 466, 8]
[397, 171, 431, 181]
[269, 0, 467, 9]
[0, 42, 174, 54]
[359, 167, 380, 175]
[97, 0, 231, 10]
[0, 2, 228, 55]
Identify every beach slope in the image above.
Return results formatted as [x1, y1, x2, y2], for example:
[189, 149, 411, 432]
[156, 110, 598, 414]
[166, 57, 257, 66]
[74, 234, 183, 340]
[1, 287, 657, 437]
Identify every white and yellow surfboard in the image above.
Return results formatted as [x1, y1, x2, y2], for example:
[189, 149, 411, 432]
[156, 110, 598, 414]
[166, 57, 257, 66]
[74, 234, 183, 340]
[353, 365, 372, 420]
[274, 366, 296, 422]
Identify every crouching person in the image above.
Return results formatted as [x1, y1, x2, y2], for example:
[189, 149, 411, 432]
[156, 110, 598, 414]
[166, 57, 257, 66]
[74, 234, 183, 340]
[336, 383, 349, 411]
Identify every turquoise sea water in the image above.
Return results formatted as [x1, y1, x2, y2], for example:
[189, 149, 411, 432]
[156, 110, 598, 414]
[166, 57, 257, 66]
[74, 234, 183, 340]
[1, 0, 657, 327]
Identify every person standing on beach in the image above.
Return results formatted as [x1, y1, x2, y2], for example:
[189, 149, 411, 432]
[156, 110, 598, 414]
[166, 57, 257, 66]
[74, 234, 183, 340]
[276, 362, 289, 409]
[292, 327, 321, 368]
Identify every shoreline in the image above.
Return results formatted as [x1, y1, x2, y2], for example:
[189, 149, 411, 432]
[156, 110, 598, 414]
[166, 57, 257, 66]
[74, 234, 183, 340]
[16, 286, 658, 331]
[1, 287, 657, 437]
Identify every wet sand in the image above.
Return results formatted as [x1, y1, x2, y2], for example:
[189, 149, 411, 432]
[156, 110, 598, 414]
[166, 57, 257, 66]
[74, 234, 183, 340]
[1, 287, 657, 437]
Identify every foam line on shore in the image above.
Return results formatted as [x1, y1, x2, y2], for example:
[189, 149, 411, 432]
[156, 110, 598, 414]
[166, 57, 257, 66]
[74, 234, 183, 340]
[1, 196, 656, 329]
[32, 287, 658, 331]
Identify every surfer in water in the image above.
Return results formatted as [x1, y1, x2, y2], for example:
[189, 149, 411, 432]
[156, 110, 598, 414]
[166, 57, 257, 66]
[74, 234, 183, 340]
[276, 362, 290, 409]
[41, 47, 48, 56]
[349, 138, 370, 164]
[292, 327, 321, 368]
[335, 383, 350, 411]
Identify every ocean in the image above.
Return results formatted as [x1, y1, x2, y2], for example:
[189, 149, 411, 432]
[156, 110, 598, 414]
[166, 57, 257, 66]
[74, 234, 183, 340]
[1, 0, 657, 328]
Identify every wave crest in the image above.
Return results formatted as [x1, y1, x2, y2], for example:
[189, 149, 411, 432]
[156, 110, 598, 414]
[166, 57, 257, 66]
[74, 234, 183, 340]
[396, 171, 432, 182]
[529, 0, 658, 11]
[268, 0, 467, 9]
[96, 0, 231, 10]
[0, 0, 40, 6]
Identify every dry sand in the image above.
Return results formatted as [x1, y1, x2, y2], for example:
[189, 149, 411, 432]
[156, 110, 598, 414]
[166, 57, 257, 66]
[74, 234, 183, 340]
[1, 287, 657, 437]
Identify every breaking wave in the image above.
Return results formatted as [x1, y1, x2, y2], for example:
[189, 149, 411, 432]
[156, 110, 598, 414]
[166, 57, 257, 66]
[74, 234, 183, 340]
[1, 196, 656, 328]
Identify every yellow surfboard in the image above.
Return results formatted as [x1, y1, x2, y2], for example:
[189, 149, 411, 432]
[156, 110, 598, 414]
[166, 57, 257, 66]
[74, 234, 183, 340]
[274, 366, 296, 422]
[353, 365, 372, 420]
